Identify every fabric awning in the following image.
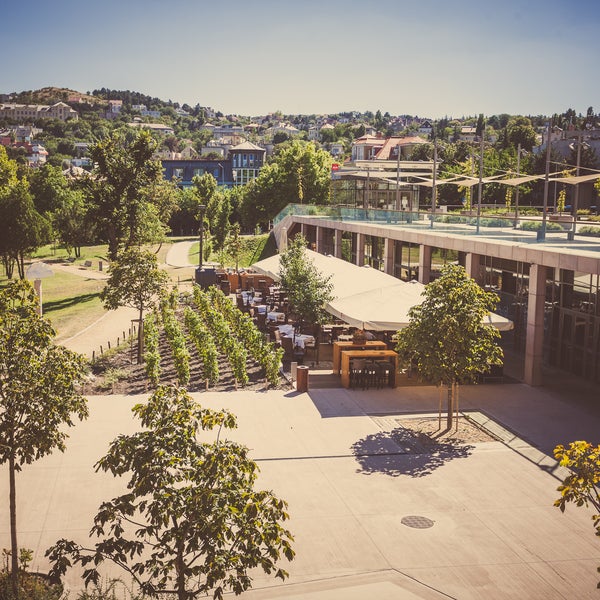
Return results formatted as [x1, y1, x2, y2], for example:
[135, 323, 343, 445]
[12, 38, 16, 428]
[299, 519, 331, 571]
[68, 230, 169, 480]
[251, 250, 513, 332]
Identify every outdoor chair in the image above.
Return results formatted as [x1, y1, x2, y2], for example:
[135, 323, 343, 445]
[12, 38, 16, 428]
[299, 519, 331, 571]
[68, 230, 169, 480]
[281, 335, 304, 364]
[349, 358, 366, 389]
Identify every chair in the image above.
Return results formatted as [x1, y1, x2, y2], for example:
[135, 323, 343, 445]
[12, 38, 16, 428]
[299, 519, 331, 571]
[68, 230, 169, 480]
[349, 358, 366, 389]
[363, 360, 378, 389]
[373, 360, 392, 388]
[281, 336, 304, 364]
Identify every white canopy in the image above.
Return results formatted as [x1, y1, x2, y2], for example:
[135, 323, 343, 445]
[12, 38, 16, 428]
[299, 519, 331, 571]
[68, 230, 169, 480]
[328, 281, 513, 332]
[251, 250, 513, 332]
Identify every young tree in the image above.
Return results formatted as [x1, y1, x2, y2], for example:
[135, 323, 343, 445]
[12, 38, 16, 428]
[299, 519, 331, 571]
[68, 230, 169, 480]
[395, 264, 503, 429]
[554, 440, 600, 586]
[279, 234, 334, 333]
[100, 248, 169, 363]
[227, 222, 242, 271]
[47, 386, 294, 600]
[0, 280, 87, 596]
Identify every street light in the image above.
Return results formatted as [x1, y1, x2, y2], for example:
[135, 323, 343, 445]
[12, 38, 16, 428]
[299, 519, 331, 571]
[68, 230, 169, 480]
[539, 122, 552, 242]
[513, 143, 528, 229]
[476, 134, 484, 234]
[198, 204, 206, 270]
[568, 133, 590, 240]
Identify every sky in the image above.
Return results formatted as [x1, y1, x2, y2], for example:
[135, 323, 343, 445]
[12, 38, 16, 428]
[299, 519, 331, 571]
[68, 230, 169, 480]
[3, 0, 599, 119]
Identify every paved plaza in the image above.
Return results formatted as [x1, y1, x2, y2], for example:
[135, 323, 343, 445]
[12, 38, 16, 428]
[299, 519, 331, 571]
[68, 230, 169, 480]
[1, 379, 599, 599]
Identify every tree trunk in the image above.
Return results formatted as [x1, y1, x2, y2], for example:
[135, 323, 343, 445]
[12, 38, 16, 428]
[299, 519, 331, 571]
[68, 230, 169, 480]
[9, 450, 19, 597]
[137, 308, 144, 364]
[446, 383, 454, 430]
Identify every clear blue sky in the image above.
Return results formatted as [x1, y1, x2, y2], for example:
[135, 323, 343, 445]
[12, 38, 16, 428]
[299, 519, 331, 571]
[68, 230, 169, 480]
[3, 0, 599, 119]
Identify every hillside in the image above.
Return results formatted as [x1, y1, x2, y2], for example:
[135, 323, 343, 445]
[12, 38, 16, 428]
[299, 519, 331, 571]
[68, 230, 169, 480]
[5, 87, 101, 106]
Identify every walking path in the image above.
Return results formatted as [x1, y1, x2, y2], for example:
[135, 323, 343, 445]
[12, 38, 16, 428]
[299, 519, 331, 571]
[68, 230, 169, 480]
[165, 240, 195, 267]
[48, 241, 196, 358]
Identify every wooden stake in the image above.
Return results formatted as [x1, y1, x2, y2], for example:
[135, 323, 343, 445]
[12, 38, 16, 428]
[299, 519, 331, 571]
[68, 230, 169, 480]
[438, 384, 443, 429]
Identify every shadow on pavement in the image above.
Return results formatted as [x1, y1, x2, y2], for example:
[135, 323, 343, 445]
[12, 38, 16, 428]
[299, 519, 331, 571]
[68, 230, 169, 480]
[352, 427, 474, 477]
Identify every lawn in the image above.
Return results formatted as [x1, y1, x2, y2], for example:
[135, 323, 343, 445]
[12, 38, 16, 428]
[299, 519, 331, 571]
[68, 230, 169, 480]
[187, 234, 273, 269]
[38, 270, 107, 342]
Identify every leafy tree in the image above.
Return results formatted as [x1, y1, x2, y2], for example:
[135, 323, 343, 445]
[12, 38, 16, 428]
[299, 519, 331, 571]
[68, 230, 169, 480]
[505, 116, 537, 152]
[0, 280, 87, 596]
[554, 440, 600, 586]
[52, 189, 95, 257]
[100, 248, 169, 363]
[211, 191, 231, 255]
[227, 222, 242, 271]
[83, 129, 166, 260]
[475, 113, 485, 139]
[0, 178, 51, 279]
[28, 163, 70, 214]
[395, 264, 503, 429]
[279, 233, 334, 332]
[46, 385, 295, 600]
[242, 141, 332, 230]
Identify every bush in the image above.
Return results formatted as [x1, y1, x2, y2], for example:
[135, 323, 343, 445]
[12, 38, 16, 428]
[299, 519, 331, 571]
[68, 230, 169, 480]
[0, 548, 64, 600]
[519, 220, 564, 232]
[578, 226, 600, 238]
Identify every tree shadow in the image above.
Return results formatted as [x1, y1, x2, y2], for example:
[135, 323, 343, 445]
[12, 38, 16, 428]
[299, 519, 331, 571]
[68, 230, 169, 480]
[351, 427, 475, 478]
[43, 292, 102, 313]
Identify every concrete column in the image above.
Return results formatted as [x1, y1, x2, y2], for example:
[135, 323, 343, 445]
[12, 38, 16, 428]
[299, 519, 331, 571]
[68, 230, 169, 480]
[418, 244, 432, 284]
[523, 263, 547, 386]
[356, 233, 366, 266]
[465, 252, 482, 283]
[334, 229, 343, 259]
[315, 226, 325, 253]
[384, 238, 395, 276]
[300, 222, 307, 237]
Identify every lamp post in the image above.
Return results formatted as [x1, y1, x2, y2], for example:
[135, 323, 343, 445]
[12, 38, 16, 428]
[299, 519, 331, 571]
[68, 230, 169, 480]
[514, 143, 522, 229]
[476, 134, 484, 234]
[539, 122, 552, 242]
[198, 204, 206, 270]
[568, 132, 589, 240]
[430, 140, 437, 229]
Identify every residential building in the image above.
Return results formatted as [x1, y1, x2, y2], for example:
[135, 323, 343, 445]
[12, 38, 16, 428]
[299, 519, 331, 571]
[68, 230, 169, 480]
[0, 102, 78, 122]
[230, 141, 266, 185]
[162, 141, 266, 188]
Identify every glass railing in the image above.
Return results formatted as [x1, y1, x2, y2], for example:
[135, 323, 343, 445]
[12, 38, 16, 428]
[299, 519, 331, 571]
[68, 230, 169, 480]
[273, 203, 588, 241]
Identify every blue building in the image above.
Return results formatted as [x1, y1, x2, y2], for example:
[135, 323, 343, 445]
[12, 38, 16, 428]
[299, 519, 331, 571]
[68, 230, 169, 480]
[162, 141, 266, 188]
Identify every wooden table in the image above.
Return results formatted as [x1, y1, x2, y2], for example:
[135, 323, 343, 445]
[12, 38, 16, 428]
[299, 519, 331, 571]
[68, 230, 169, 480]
[332, 341, 387, 375]
[340, 349, 399, 389]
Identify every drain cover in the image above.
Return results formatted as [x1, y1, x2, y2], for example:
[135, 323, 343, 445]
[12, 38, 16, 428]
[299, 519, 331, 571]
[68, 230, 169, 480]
[401, 515, 434, 529]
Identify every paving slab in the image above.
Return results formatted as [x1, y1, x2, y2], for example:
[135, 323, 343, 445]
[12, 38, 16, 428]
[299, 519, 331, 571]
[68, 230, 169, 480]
[1, 384, 599, 598]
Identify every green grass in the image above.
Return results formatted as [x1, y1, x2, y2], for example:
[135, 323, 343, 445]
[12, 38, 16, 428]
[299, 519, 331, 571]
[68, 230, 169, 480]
[188, 234, 272, 269]
[39, 270, 106, 341]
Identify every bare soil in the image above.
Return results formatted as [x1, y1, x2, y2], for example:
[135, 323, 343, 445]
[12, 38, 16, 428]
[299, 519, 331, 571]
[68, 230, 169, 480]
[84, 328, 293, 395]
[394, 416, 498, 446]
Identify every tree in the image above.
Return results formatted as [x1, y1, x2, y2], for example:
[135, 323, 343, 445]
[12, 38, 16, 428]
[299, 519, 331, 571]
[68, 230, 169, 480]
[0, 178, 51, 279]
[100, 248, 169, 363]
[84, 129, 167, 260]
[52, 189, 95, 257]
[47, 385, 295, 600]
[554, 441, 600, 586]
[505, 116, 537, 152]
[0, 280, 87, 596]
[227, 222, 242, 271]
[241, 141, 332, 230]
[395, 264, 503, 429]
[279, 234, 334, 333]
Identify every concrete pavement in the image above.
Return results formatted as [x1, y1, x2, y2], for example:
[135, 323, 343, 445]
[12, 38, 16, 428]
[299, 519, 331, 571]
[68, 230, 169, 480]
[1, 382, 599, 599]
